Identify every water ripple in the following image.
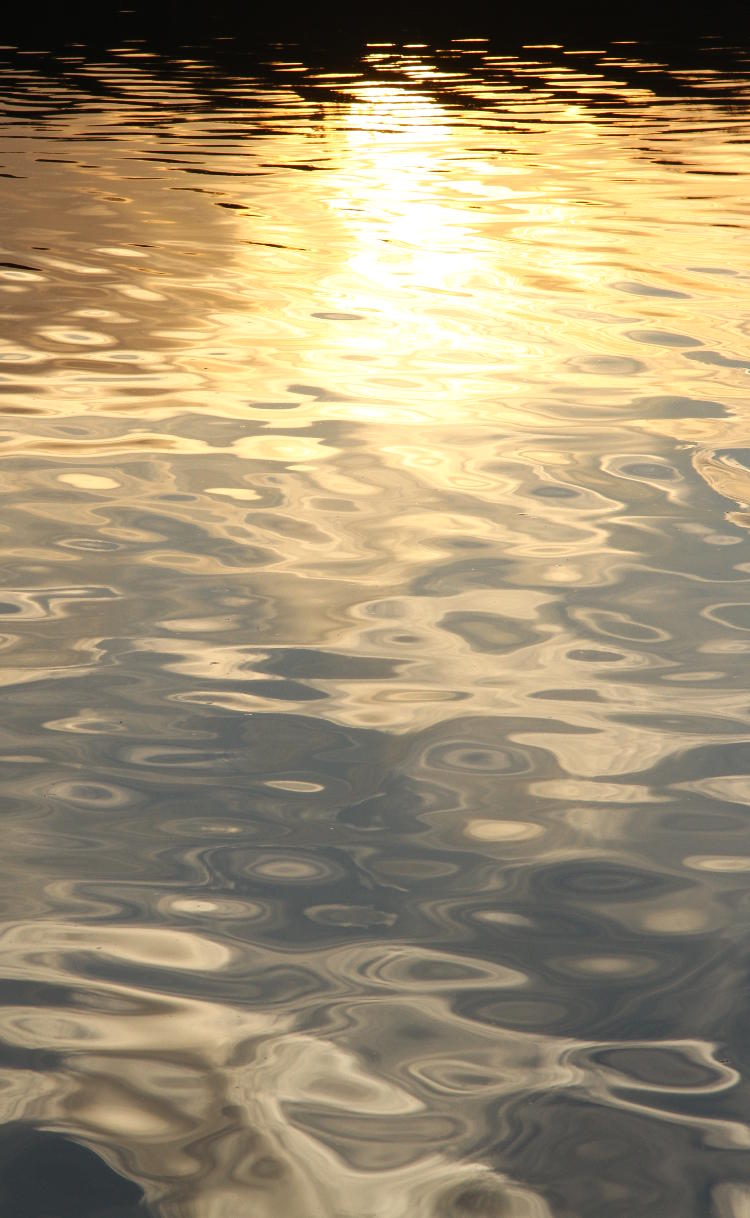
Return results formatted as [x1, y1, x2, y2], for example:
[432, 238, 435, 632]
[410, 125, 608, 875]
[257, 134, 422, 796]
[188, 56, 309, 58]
[0, 30, 750, 1218]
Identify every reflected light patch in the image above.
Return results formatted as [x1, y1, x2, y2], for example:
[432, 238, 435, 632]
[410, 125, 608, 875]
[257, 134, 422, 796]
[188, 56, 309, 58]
[205, 485, 260, 501]
[464, 819, 544, 841]
[58, 473, 120, 491]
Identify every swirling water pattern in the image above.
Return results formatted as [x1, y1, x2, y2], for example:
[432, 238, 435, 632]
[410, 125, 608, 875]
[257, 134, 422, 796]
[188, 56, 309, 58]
[1, 33, 750, 1217]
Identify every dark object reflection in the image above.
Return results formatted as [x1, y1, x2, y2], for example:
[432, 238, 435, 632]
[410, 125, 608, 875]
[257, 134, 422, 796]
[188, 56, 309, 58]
[0, 1125, 151, 1218]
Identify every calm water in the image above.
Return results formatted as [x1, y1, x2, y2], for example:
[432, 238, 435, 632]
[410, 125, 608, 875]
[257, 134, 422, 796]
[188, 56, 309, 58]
[1, 33, 750, 1218]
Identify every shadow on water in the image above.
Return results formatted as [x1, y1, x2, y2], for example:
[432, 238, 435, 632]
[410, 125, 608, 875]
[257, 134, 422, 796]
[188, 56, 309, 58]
[3, 0, 750, 44]
[0, 1125, 150, 1217]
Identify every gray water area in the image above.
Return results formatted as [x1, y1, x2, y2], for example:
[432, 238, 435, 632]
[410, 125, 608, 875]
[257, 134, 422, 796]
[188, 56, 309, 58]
[1, 33, 750, 1218]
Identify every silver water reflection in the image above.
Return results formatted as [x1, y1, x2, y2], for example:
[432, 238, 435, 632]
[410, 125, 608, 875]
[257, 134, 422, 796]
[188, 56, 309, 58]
[1, 38, 750, 1218]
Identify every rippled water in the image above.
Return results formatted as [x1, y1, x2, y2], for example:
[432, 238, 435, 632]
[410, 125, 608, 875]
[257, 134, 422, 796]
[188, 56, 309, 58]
[2, 32, 750, 1217]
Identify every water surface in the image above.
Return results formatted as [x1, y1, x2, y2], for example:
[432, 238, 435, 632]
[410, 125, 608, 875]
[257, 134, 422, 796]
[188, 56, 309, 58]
[1, 35, 750, 1218]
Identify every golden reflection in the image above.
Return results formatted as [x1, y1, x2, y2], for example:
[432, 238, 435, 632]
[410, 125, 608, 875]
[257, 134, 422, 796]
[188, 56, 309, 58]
[3, 44, 750, 1217]
[0, 915, 746, 1211]
[236, 81, 622, 429]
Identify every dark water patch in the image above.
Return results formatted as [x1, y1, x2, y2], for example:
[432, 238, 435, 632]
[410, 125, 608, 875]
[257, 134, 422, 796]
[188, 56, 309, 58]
[626, 328, 703, 348]
[613, 280, 690, 299]
[439, 612, 542, 655]
[0, 1127, 149, 1218]
[632, 395, 728, 418]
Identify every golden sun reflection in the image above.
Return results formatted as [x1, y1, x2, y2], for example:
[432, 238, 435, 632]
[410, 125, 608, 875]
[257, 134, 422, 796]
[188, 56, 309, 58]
[280, 82, 591, 426]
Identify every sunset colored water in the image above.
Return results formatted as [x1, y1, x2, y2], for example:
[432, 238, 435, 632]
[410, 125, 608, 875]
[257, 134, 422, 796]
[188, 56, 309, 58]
[1, 33, 750, 1217]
